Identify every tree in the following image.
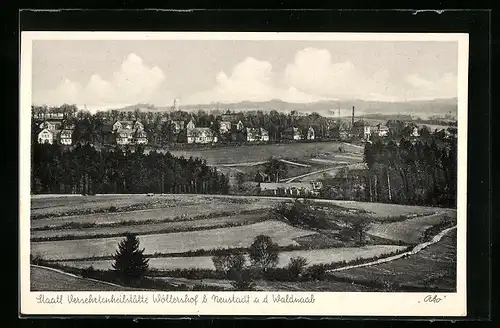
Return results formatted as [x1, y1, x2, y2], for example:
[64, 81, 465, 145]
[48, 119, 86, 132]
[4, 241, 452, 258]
[248, 235, 279, 271]
[112, 233, 149, 284]
[212, 252, 246, 276]
[235, 172, 246, 191]
[287, 256, 308, 279]
[349, 217, 371, 245]
[264, 157, 288, 182]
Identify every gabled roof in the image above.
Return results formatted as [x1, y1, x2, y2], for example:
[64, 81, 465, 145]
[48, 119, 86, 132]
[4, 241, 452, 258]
[190, 127, 216, 137]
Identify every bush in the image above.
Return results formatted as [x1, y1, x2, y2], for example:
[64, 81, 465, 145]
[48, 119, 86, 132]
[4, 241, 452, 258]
[81, 265, 96, 278]
[305, 264, 328, 281]
[287, 256, 308, 279]
[212, 252, 246, 276]
[230, 270, 256, 291]
[108, 205, 118, 212]
[112, 233, 149, 284]
[248, 235, 279, 272]
[275, 199, 335, 230]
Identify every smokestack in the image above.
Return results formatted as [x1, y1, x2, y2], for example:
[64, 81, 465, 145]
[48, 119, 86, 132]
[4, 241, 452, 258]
[351, 106, 355, 126]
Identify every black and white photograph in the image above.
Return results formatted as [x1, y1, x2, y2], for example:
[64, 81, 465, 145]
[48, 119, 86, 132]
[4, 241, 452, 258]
[20, 31, 468, 316]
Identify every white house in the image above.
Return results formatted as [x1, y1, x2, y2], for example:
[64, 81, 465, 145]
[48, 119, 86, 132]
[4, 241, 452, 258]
[134, 130, 148, 145]
[186, 119, 196, 131]
[116, 130, 134, 145]
[59, 129, 73, 145]
[259, 181, 323, 196]
[236, 120, 244, 131]
[38, 128, 53, 144]
[187, 127, 218, 144]
[219, 121, 231, 134]
[307, 126, 315, 140]
[246, 127, 269, 142]
[411, 127, 420, 137]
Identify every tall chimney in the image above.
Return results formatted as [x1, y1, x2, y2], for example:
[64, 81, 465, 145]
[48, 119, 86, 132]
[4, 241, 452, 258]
[351, 106, 355, 126]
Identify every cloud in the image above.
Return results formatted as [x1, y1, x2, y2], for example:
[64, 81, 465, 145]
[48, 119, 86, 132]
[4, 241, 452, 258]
[184, 56, 327, 105]
[284, 47, 390, 99]
[405, 72, 457, 98]
[33, 53, 169, 110]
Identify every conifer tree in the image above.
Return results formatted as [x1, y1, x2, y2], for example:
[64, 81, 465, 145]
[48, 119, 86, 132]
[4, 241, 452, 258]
[112, 233, 149, 284]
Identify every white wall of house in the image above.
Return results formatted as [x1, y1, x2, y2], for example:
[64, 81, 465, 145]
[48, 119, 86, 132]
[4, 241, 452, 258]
[38, 129, 53, 144]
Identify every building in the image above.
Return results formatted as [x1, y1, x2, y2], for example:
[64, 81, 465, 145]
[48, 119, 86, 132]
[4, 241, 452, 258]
[37, 128, 54, 144]
[236, 120, 244, 131]
[112, 120, 134, 131]
[134, 130, 148, 145]
[35, 112, 64, 120]
[115, 129, 134, 145]
[219, 121, 231, 134]
[254, 172, 271, 183]
[246, 127, 269, 142]
[281, 127, 302, 141]
[39, 120, 62, 132]
[171, 120, 185, 134]
[411, 126, 420, 137]
[186, 119, 218, 144]
[112, 120, 147, 145]
[186, 119, 196, 131]
[59, 129, 73, 145]
[259, 181, 323, 196]
[221, 111, 239, 122]
[307, 127, 315, 140]
[187, 127, 218, 144]
[378, 125, 389, 137]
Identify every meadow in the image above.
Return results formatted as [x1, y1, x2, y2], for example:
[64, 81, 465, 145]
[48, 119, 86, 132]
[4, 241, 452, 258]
[54, 245, 407, 271]
[167, 141, 362, 166]
[331, 229, 457, 291]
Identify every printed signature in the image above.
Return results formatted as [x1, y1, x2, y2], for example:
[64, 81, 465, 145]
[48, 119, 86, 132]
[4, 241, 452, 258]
[423, 294, 446, 303]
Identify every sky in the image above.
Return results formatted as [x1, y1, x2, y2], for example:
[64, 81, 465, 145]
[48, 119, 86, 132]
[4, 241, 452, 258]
[31, 40, 458, 111]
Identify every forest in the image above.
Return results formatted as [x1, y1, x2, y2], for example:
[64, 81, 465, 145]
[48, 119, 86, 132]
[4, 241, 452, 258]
[320, 128, 457, 207]
[31, 143, 230, 195]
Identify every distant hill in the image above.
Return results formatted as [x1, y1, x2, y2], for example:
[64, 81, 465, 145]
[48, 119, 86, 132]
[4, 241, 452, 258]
[108, 98, 458, 118]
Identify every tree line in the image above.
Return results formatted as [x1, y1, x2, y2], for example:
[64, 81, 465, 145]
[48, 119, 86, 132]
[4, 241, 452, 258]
[31, 143, 230, 195]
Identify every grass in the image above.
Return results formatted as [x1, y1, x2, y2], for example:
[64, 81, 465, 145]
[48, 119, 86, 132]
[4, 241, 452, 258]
[31, 220, 317, 261]
[31, 200, 276, 230]
[167, 141, 362, 166]
[367, 212, 457, 244]
[330, 229, 457, 292]
[50, 244, 407, 272]
[31, 215, 270, 242]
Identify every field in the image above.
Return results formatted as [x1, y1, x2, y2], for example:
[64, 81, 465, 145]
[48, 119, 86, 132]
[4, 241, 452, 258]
[54, 245, 406, 271]
[31, 265, 142, 291]
[367, 211, 457, 243]
[332, 229, 457, 291]
[31, 202, 274, 230]
[31, 211, 268, 240]
[32, 220, 317, 260]
[167, 141, 362, 166]
[30, 194, 457, 291]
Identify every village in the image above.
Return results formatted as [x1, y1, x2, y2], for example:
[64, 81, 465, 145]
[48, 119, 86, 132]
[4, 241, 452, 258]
[33, 104, 426, 147]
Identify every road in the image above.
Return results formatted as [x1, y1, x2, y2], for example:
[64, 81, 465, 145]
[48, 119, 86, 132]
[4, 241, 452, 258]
[284, 163, 366, 183]
[30, 265, 143, 291]
[327, 225, 457, 273]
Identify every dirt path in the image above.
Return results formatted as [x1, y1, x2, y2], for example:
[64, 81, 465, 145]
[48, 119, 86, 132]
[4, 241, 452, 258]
[327, 225, 457, 273]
